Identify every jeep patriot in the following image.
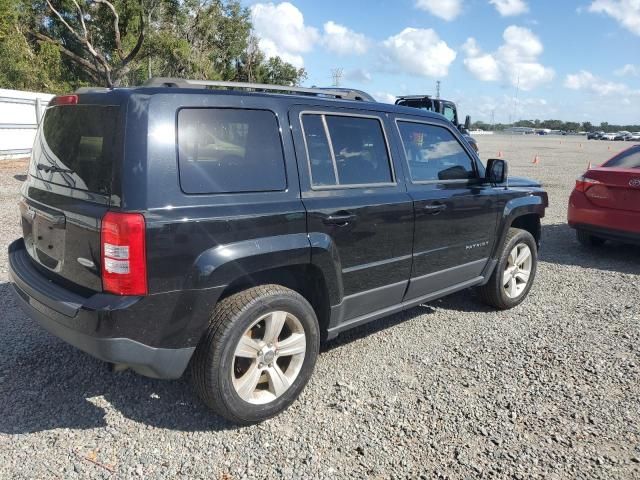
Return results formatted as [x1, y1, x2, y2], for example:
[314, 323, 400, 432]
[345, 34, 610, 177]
[9, 78, 548, 424]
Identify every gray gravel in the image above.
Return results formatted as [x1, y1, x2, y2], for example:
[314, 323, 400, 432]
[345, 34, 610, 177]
[1, 136, 639, 479]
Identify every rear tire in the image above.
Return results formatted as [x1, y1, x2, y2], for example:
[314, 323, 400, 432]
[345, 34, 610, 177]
[477, 228, 538, 310]
[576, 230, 605, 247]
[191, 285, 320, 425]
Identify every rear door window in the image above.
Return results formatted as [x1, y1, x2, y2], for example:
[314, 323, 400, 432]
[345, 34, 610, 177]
[177, 108, 287, 194]
[32, 105, 119, 194]
[301, 113, 393, 187]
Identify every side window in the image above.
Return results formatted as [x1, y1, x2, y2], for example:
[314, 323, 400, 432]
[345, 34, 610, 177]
[442, 104, 456, 123]
[397, 122, 476, 182]
[301, 115, 336, 186]
[177, 108, 286, 194]
[301, 113, 393, 187]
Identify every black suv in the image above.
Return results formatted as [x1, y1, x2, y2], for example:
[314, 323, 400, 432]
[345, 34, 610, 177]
[9, 78, 548, 424]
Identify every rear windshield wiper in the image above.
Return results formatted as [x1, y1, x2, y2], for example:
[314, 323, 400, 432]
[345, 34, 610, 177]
[36, 163, 74, 174]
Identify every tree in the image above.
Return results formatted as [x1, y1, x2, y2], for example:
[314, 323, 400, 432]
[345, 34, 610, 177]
[1, 0, 306, 92]
[581, 121, 593, 132]
[27, 0, 146, 87]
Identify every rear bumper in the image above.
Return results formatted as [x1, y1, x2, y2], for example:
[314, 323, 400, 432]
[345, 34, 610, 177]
[568, 190, 640, 242]
[8, 239, 195, 379]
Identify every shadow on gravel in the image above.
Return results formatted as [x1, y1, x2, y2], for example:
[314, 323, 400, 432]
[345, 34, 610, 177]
[540, 223, 640, 275]
[0, 283, 236, 434]
[322, 304, 436, 352]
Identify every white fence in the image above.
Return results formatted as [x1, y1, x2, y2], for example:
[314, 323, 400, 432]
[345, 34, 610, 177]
[0, 88, 54, 159]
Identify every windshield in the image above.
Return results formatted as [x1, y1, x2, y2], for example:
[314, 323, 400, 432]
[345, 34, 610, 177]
[30, 105, 119, 194]
[604, 147, 640, 169]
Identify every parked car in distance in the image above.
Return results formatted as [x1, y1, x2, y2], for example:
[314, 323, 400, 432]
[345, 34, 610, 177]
[8, 78, 548, 424]
[629, 132, 640, 141]
[601, 132, 617, 140]
[568, 144, 640, 247]
[587, 131, 604, 140]
[615, 131, 631, 141]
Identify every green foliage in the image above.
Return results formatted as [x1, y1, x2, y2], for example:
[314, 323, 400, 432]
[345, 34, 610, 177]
[0, 0, 306, 91]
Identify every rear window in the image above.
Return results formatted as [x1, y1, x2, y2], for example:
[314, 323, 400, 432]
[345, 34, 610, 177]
[604, 147, 640, 169]
[177, 108, 287, 194]
[31, 105, 119, 194]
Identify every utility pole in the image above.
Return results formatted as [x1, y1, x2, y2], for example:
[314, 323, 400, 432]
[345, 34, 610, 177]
[331, 68, 343, 88]
[436, 80, 441, 99]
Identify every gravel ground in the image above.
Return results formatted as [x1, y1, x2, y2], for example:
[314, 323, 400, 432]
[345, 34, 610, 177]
[1, 135, 639, 479]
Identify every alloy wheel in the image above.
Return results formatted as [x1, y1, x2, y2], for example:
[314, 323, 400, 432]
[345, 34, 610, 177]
[503, 243, 533, 299]
[232, 311, 306, 404]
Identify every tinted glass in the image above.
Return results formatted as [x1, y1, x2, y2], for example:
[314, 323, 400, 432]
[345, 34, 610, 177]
[604, 147, 640, 169]
[442, 105, 456, 122]
[178, 109, 286, 194]
[301, 115, 336, 186]
[397, 122, 476, 182]
[325, 115, 393, 185]
[32, 105, 119, 194]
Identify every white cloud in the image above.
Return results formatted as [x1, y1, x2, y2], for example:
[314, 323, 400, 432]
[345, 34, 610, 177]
[615, 63, 640, 76]
[321, 21, 369, 55]
[457, 93, 555, 123]
[462, 38, 500, 80]
[415, 0, 463, 21]
[344, 68, 372, 83]
[588, 0, 640, 36]
[489, 0, 529, 16]
[381, 28, 457, 78]
[250, 2, 319, 67]
[462, 26, 554, 90]
[564, 70, 640, 96]
[374, 92, 398, 104]
[465, 54, 501, 81]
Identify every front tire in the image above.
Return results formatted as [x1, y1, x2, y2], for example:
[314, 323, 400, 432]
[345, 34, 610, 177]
[191, 285, 320, 424]
[477, 228, 538, 310]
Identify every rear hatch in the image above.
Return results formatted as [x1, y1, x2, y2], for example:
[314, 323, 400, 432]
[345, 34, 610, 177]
[20, 97, 122, 292]
[583, 147, 640, 213]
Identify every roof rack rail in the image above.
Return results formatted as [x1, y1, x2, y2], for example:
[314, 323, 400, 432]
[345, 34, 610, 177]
[142, 77, 376, 102]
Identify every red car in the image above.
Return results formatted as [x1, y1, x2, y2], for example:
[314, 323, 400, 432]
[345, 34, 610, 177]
[568, 145, 640, 246]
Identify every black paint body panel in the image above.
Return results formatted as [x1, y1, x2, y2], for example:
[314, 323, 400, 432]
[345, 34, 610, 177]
[10, 86, 549, 377]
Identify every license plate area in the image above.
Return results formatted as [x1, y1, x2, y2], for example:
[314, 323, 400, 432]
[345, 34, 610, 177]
[20, 201, 67, 272]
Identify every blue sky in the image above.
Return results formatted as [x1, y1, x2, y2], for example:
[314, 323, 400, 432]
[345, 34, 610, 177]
[244, 0, 640, 125]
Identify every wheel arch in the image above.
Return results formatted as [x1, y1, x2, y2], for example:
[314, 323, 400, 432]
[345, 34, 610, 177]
[218, 264, 332, 340]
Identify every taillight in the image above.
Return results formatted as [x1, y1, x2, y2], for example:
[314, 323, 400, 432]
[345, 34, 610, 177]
[50, 94, 78, 106]
[101, 212, 147, 296]
[575, 174, 601, 193]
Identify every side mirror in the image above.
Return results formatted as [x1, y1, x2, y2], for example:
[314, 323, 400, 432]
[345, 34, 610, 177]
[464, 115, 471, 130]
[486, 158, 508, 184]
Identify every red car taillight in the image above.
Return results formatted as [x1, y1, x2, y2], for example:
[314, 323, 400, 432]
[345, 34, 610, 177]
[101, 212, 147, 296]
[575, 174, 601, 193]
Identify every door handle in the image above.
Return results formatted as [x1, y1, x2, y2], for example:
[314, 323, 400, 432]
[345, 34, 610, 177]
[323, 212, 357, 226]
[423, 202, 447, 214]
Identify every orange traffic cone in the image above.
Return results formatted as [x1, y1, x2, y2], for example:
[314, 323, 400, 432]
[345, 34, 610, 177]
[587, 160, 592, 170]
[608, 145, 611, 151]
[579, 143, 583, 148]
[532, 155, 539, 165]
[497, 151, 503, 158]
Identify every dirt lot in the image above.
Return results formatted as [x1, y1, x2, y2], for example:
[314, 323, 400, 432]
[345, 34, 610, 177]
[0, 136, 639, 479]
